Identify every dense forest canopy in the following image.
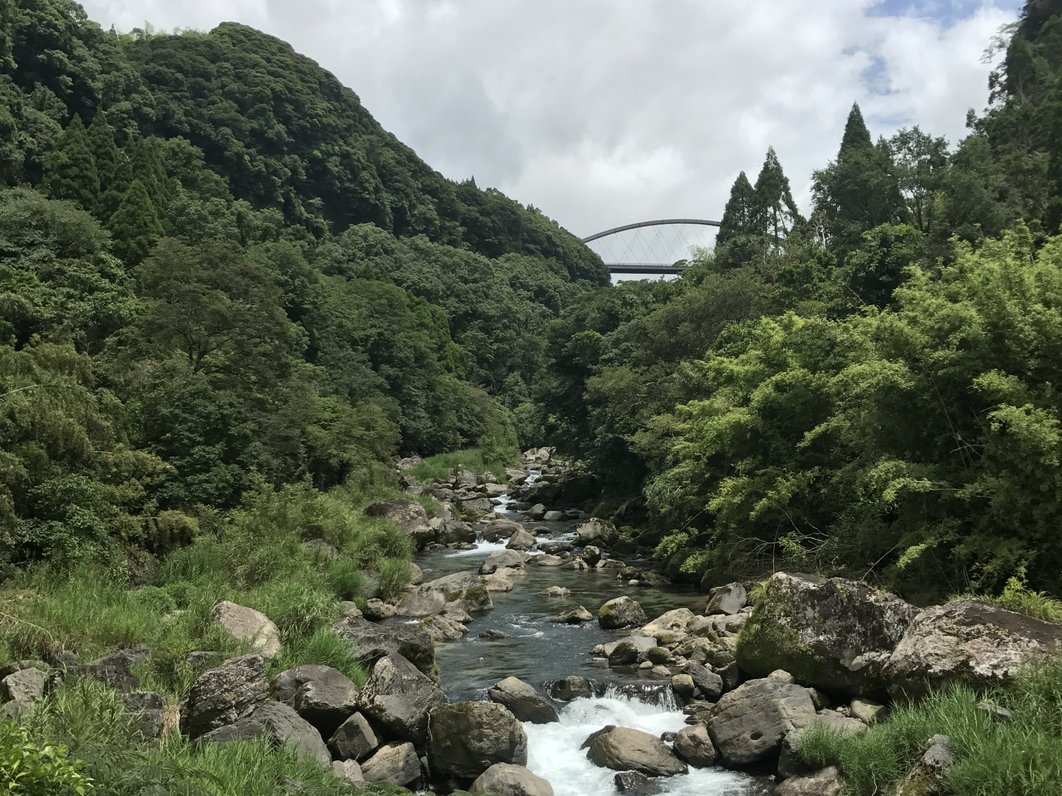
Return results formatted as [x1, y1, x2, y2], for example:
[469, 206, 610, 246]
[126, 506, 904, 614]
[0, 0, 603, 574]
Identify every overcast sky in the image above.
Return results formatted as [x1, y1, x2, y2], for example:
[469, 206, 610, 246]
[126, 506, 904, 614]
[81, 0, 1021, 253]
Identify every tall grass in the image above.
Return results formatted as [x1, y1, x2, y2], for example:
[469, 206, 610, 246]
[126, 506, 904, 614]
[797, 658, 1062, 796]
[408, 447, 516, 483]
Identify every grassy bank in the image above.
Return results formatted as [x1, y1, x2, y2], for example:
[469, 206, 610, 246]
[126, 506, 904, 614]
[0, 475, 424, 794]
[796, 658, 1062, 796]
[408, 446, 519, 484]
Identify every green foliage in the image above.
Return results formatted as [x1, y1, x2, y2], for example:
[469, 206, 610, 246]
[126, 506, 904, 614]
[44, 115, 99, 210]
[796, 659, 1062, 796]
[0, 720, 94, 795]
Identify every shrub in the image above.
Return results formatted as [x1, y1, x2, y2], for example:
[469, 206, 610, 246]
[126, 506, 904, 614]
[0, 720, 95, 795]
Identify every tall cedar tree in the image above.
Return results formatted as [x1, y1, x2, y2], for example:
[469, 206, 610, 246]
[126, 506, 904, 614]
[43, 115, 99, 209]
[716, 171, 759, 269]
[86, 110, 119, 217]
[812, 103, 905, 257]
[108, 177, 162, 263]
[752, 147, 802, 244]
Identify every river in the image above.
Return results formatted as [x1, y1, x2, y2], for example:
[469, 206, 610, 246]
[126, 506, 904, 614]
[416, 488, 766, 796]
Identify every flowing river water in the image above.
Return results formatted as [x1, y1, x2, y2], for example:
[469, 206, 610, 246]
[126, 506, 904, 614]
[415, 481, 767, 796]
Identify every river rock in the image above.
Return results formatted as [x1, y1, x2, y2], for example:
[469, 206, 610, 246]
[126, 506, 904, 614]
[180, 655, 269, 739]
[599, 597, 648, 630]
[481, 549, 531, 574]
[290, 667, 359, 736]
[707, 678, 816, 766]
[673, 723, 717, 767]
[542, 586, 570, 597]
[332, 759, 365, 783]
[584, 726, 687, 776]
[361, 741, 422, 786]
[483, 573, 516, 592]
[705, 583, 747, 616]
[547, 676, 601, 701]
[850, 698, 886, 724]
[539, 540, 573, 555]
[438, 519, 477, 544]
[554, 606, 595, 624]
[470, 762, 554, 796]
[639, 608, 696, 639]
[507, 529, 537, 550]
[607, 636, 657, 666]
[420, 613, 468, 642]
[535, 554, 565, 567]
[210, 601, 282, 659]
[357, 654, 447, 746]
[882, 599, 1062, 701]
[614, 770, 663, 794]
[199, 701, 330, 766]
[774, 766, 843, 795]
[328, 711, 379, 761]
[0, 667, 46, 711]
[894, 734, 955, 796]
[364, 499, 433, 547]
[575, 518, 617, 545]
[488, 676, 559, 724]
[363, 598, 396, 620]
[427, 702, 528, 780]
[735, 572, 917, 697]
[332, 616, 436, 678]
[526, 504, 547, 520]
[460, 497, 494, 517]
[685, 663, 723, 700]
[120, 691, 167, 740]
[395, 572, 492, 617]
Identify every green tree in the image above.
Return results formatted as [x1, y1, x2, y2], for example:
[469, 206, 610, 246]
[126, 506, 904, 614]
[752, 147, 802, 245]
[43, 115, 99, 209]
[107, 178, 162, 263]
[85, 109, 118, 214]
[715, 171, 760, 269]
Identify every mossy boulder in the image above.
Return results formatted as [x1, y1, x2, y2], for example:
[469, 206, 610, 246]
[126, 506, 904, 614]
[735, 573, 916, 698]
[598, 596, 647, 630]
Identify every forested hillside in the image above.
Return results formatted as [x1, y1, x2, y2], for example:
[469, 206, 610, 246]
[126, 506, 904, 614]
[534, 0, 1062, 601]
[0, 0, 603, 575]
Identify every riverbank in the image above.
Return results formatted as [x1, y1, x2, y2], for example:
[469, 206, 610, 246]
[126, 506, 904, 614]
[2, 450, 1060, 795]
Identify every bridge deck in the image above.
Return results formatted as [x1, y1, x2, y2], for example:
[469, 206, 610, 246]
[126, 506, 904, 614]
[606, 263, 689, 275]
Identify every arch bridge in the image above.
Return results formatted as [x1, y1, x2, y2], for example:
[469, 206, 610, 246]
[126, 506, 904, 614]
[582, 218, 721, 275]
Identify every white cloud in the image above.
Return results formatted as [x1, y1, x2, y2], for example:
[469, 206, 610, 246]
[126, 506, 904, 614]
[79, 0, 1021, 247]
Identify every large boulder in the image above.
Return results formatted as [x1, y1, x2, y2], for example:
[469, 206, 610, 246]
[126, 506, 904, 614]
[599, 596, 648, 630]
[210, 601, 282, 659]
[332, 616, 436, 678]
[606, 636, 657, 666]
[361, 741, 422, 786]
[488, 677, 559, 724]
[328, 711, 379, 761]
[705, 583, 748, 616]
[506, 529, 538, 551]
[774, 766, 843, 796]
[395, 572, 493, 617]
[638, 608, 696, 639]
[289, 667, 359, 737]
[358, 654, 447, 745]
[179, 655, 269, 739]
[0, 667, 47, 712]
[575, 518, 617, 546]
[584, 726, 687, 777]
[882, 600, 1062, 701]
[673, 723, 717, 767]
[481, 549, 531, 575]
[736, 573, 917, 697]
[546, 676, 601, 701]
[120, 691, 167, 740]
[707, 678, 817, 767]
[364, 499, 433, 547]
[198, 701, 331, 766]
[470, 763, 554, 796]
[427, 702, 528, 780]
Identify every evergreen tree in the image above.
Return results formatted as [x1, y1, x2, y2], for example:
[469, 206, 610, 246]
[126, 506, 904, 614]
[751, 147, 802, 244]
[715, 171, 760, 269]
[108, 178, 162, 263]
[812, 103, 904, 256]
[86, 109, 119, 215]
[129, 136, 170, 216]
[43, 115, 99, 209]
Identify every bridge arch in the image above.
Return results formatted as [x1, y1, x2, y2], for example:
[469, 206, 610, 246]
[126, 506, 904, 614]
[582, 219, 721, 275]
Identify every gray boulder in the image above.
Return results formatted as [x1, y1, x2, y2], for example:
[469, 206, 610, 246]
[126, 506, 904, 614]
[332, 759, 364, 783]
[180, 655, 269, 739]
[357, 654, 447, 745]
[883, 600, 1062, 701]
[395, 572, 493, 616]
[607, 636, 657, 666]
[673, 723, 717, 767]
[481, 549, 531, 574]
[364, 499, 433, 547]
[361, 741, 422, 786]
[736, 572, 917, 697]
[332, 616, 436, 678]
[584, 726, 687, 776]
[427, 702, 528, 780]
[575, 518, 617, 545]
[0, 667, 46, 711]
[599, 596, 648, 630]
[546, 676, 601, 701]
[199, 701, 331, 766]
[420, 613, 469, 642]
[894, 734, 955, 796]
[506, 529, 538, 550]
[685, 663, 723, 700]
[707, 678, 816, 766]
[614, 770, 663, 794]
[774, 766, 843, 795]
[460, 497, 494, 517]
[328, 711, 379, 761]
[705, 583, 747, 616]
[290, 667, 359, 737]
[638, 608, 695, 639]
[470, 763, 554, 796]
[120, 691, 167, 740]
[488, 677, 559, 724]
[553, 606, 594, 624]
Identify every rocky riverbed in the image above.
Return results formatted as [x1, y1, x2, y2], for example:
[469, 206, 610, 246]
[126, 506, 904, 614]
[3, 448, 1059, 796]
